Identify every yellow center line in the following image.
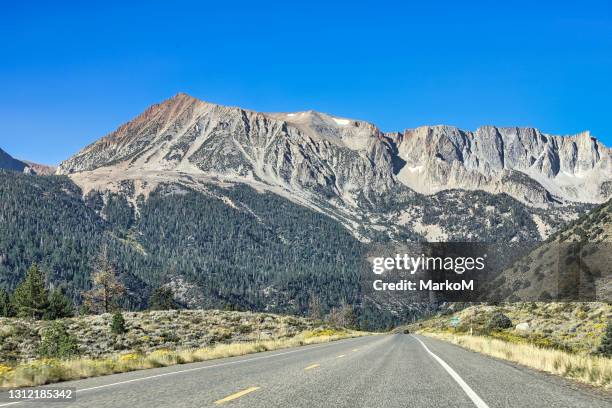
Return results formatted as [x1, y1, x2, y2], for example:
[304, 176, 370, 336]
[214, 386, 260, 405]
[304, 363, 320, 370]
[352, 348, 359, 352]
[336, 354, 346, 358]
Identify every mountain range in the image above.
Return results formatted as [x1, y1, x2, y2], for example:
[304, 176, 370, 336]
[0, 148, 55, 175]
[55, 93, 610, 241]
[58, 93, 611, 205]
[1, 93, 611, 328]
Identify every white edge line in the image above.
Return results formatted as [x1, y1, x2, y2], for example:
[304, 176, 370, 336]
[0, 335, 372, 407]
[411, 335, 490, 408]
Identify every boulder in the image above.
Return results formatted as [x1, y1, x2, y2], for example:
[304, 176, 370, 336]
[515, 322, 530, 331]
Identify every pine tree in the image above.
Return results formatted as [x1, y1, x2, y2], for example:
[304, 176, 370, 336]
[598, 320, 612, 357]
[110, 311, 127, 335]
[12, 264, 49, 319]
[149, 286, 176, 310]
[44, 289, 74, 320]
[0, 288, 13, 317]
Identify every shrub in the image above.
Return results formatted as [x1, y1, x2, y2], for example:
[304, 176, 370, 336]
[37, 322, 79, 358]
[0, 364, 12, 377]
[238, 324, 253, 334]
[111, 312, 127, 335]
[486, 313, 513, 330]
[160, 331, 179, 343]
[597, 321, 612, 357]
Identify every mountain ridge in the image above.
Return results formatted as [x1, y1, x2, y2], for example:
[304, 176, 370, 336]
[0, 148, 28, 173]
[0, 147, 55, 175]
[57, 93, 611, 208]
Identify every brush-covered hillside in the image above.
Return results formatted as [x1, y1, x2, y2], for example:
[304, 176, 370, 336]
[0, 309, 353, 363]
[0, 309, 366, 388]
[410, 302, 610, 354]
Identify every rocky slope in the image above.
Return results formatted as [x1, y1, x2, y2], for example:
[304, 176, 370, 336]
[22, 161, 56, 175]
[393, 126, 610, 205]
[55, 93, 609, 242]
[57, 95, 395, 204]
[0, 147, 54, 175]
[58, 93, 611, 207]
[0, 148, 28, 173]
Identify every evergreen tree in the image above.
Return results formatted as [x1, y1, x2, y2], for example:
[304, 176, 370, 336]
[44, 289, 74, 320]
[110, 311, 127, 335]
[12, 264, 49, 319]
[37, 321, 79, 358]
[598, 320, 612, 357]
[149, 286, 176, 310]
[0, 288, 13, 317]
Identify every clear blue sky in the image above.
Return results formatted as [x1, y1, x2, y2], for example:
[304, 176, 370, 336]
[1, 1, 611, 165]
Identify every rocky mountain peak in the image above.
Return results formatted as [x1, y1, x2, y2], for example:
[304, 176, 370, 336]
[57, 94, 611, 207]
[394, 124, 610, 204]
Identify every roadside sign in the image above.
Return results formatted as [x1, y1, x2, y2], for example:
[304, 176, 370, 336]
[450, 317, 460, 327]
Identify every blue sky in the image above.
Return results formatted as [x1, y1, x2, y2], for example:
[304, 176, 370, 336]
[1, 1, 611, 165]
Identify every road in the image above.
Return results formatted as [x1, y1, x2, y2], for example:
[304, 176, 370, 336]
[0, 334, 609, 408]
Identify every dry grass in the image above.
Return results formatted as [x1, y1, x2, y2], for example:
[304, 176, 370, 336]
[0, 329, 368, 388]
[421, 331, 612, 389]
[409, 303, 611, 354]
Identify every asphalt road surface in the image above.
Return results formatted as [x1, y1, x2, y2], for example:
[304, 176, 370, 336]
[0, 334, 609, 408]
